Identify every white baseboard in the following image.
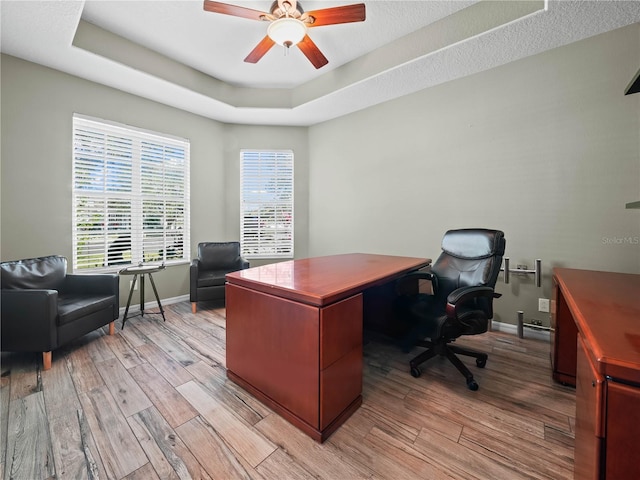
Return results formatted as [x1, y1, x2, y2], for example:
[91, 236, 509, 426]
[118, 294, 189, 316]
[491, 320, 550, 342]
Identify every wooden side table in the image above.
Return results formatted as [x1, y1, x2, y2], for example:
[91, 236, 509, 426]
[119, 264, 166, 328]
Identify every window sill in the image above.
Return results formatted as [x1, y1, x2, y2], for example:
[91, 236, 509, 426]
[73, 259, 190, 275]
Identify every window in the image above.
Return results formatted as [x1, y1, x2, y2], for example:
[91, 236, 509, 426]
[72, 114, 190, 271]
[240, 150, 294, 259]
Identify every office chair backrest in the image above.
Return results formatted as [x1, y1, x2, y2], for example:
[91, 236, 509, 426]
[431, 229, 505, 305]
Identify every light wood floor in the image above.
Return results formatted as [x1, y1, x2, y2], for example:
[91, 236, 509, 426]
[1, 301, 576, 480]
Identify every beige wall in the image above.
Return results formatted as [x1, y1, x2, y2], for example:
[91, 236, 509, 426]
[308, 24, 640, 325]
[221, 123, 310, 265]
[0, 54, 309, 305]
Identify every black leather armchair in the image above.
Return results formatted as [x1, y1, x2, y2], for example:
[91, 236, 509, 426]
[190, 242, 249, 313]
[395, 229, 505, 390]
[1, 255, 120, 370]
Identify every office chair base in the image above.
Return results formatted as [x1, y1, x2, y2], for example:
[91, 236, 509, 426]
[409, 339, 487, 391]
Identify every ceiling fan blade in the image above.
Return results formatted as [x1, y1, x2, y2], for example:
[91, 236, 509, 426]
[244, 36, 276, 63]
[298, 35, 328, 69]
[203, 0, 270, 21]
[303, 3, 365, 27]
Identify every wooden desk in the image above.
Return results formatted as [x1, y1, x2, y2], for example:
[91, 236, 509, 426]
[225, 253, 431, 442]
[551, 268, 640, 480]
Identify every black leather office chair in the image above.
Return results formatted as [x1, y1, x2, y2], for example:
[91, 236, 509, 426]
[190, 242, 249, 313]
[395, 229, 505, 390]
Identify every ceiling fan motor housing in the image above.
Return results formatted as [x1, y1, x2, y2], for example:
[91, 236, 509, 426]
[270, 1, 304, 19]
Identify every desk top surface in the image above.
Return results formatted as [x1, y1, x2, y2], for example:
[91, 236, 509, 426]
[226, 253, 431, 307]
[553, 268, 640, 383]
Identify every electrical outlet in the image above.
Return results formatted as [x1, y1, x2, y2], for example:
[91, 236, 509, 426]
[130, 280, 138, 291]
[538, 298, 550, 313]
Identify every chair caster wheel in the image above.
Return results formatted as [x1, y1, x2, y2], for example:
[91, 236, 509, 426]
[467, 379, 479, 391]
[410, 366, 421, 378]
[476, 358, 487, 368]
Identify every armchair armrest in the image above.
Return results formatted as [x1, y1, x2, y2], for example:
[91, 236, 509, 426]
[1, 289, 58, 351]
[239, 258, 250, 270]
[446, 286, 501, 319]
[63, 274, 119, 296]
[190, 259, 200, 302]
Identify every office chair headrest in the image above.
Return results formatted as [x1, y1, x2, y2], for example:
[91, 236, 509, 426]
[441, 229, 505, 260]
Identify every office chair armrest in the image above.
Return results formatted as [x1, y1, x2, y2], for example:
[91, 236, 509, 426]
[447, 286, 495, 304]
[446, 286, 497, 318]
[395, 270, 436, 295]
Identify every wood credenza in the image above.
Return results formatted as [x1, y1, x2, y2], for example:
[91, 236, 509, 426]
[551, 268, 640, 480]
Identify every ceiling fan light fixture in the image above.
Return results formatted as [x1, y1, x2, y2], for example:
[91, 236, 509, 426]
[267, 17, 307, 47]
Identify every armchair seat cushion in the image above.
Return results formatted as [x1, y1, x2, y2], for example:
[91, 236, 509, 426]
[57, 293, 117, 326]
[196, 270, 228, 288]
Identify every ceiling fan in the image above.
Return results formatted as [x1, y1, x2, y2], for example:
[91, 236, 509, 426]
[203, 0, 366, 69]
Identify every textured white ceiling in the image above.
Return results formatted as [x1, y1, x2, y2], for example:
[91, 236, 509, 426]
[2, 1, 640, 126]
[81, 0, 477, 89]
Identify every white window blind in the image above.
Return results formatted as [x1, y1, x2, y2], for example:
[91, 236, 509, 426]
[72, 114, 190, 272]
[240, 150, 294, 259]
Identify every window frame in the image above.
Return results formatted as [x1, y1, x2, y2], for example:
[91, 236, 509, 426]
[240, 149, 294, 260]
[72, 114, 190, 273]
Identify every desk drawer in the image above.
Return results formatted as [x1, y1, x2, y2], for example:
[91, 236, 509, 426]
[320, 294, 363, 370]
[605, 381, 640, 479]
[320, 346, 362, 430]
